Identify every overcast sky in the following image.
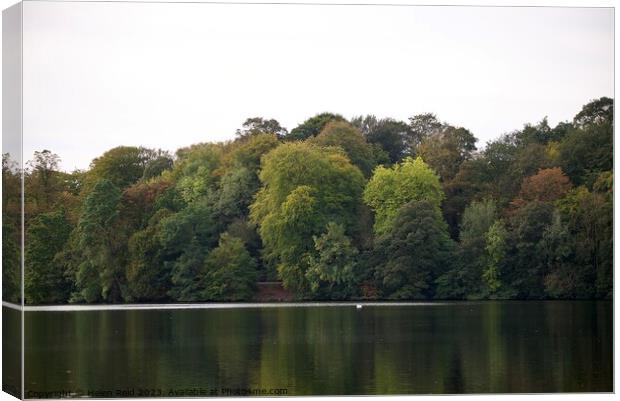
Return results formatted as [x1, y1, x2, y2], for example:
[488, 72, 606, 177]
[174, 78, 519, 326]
[20, 2, 613, 171]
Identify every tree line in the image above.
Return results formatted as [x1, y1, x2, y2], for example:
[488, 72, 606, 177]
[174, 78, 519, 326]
[2, 97, 613, 304]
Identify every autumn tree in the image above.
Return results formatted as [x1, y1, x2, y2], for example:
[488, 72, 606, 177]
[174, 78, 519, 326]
[510, 167, 572, 209]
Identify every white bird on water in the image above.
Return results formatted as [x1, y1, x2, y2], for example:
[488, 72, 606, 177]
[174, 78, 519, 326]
[356, 304, 363, 309]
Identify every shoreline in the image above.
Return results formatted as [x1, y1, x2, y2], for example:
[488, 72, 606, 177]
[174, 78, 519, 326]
[2, 299, 609, 312]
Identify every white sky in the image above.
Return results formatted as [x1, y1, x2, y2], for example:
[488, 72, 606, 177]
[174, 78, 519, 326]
[20, 1, 614, 171]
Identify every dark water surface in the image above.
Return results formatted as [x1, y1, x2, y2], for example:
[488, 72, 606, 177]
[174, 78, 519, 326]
[18, 301, 612, 396]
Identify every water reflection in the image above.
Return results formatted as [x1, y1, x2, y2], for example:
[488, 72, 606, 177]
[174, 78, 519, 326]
[23, 301, 612, 396]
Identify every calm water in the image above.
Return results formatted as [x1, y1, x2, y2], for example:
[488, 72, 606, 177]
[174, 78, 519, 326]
[12, 301, 615, 396]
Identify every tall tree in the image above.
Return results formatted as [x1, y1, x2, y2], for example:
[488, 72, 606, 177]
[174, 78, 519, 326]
[71, 179, 125, 303]
[125, 209, 173, 302]
[250, 142, 364, 294]
[454, 199, 498, 298]
[407, 113, 443, 155]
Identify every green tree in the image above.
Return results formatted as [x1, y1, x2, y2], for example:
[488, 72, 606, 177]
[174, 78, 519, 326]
[71, 179, 125, 303]
[456, 199, 498, 298]
[484, 220, 507, 297]
[25, 150, 62, 213]
[126, 209, 173, 302]
[540, 211, 580, 299]
[2, 218, 20, 303]
[374, 201, 455, 299]
[167, 241, 208, 301]
[25, 209, 72, 304]
[559, 123, 612, 186]
[573, 97, 613, 128]
[417, 126, 477, 182]
[304, 222, 359, 299]
[250, 142, 364, 294]
[503, 201, 554, 299]
[86, 146, 161, 190]
[201, 233, 258, 301]
[173, 143, 223, 203]
[555, 184, 612, 298]
[310, 120, 379, 177]
[142, 153, 174, 180]
[215, 167, 256, 221]
[351, 115, 409, 163]
[287, 112, 345, 141]
[363, 157, 444, 235]
[236, 117, 288, 139]
[407, 113, 443, 155]
[160, 200, 223, 300]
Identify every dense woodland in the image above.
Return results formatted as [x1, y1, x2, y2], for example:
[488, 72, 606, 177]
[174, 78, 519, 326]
[2, 98, 613, 304]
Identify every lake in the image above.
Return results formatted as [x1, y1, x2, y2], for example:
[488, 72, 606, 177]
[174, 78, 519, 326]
[5, 301, 614, 397]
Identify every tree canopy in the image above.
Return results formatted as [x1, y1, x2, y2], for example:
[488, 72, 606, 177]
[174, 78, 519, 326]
[364, 157, 444, 235]
[11, 97, 613, 304]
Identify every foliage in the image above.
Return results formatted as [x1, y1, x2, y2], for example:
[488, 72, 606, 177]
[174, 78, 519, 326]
[71, 179, 125, 303]
[503, 201, 554, 299]
[25, 209, 73, 304]
[573, 97, 613, 128]
[2, 218, 20, 303]
[559, 122, 612, 186]
[173, 143, 223, 203]
[417, 126, 477, 181]
[16, 98, 614, 303]
[236, 117, 288, 139]
[484, 220, 507, 296]
[310, 120, 379, 177]
[364, 157, 444, 235]
[142, 153, 174, 180]
[455, 198, 498, 298]
[126, 209, 173, 302]
[250, 142, 364, 294]
[304, 222, 359, 299]
[510, 167, 572, 209]
[86, 146, 163, 190]
[374, 201, 456, 299]
[287, 112, 345, 141]
[407, 113, 443, 155]
[351, 115, 409, 163]
[201, 233, 258, 301]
